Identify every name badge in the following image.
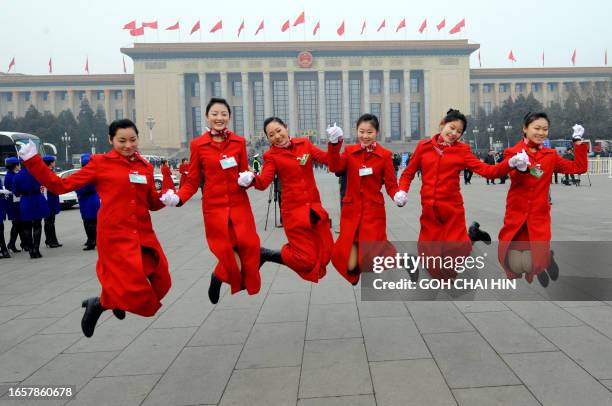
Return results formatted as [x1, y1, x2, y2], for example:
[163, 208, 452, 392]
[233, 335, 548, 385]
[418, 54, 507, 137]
[529, 165, 544, 179]
[359, 167, 373, 177]
[129, 173, 148, 184]
[13, 195, 20, 203]
[220, 156, 238, 169]
[298, 154, 310, 166]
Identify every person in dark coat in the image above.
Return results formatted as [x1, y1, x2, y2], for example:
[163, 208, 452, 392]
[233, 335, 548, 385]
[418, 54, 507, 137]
[42, 155, 62, 248]
[484, 151, 497, 184]
[13, 160, 50, 258]
[0, 175, 10, 258]
[4, 157, 25, 252]
[76, 154, 101, 251]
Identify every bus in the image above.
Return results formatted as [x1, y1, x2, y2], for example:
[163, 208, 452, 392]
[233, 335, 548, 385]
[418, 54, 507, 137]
[0, 132, 50, 167]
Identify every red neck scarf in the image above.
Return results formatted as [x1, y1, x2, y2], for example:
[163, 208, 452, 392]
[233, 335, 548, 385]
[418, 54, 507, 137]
[210, 128, 230, 140]
[361, 142, 377, 153]
[523, 137, 542, 150]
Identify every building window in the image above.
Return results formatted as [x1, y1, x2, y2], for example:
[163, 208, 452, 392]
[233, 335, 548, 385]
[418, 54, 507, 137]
[390, 102, 401, 140]
[325, 79, 342, 128]
[370, 103, 382, 133]
[191, 107, 202, 136]
[484, 102, 492, 115]
[483, 84, 492, 93]
[548, 83, 558, 92]
[60, 92, 67, 101]
[115, 109, 122, 120]
[499, 84, 508, 93]
[272, 80, 289, 126]
[252, 80, 264, 132]
[515, 83, 524, 93]
[564, 82, 574, 92]
[531, 83, 541, 92]
[390, 77, 401, 94]
[471, 102, 477, 114]
[370, 78, 381, 94]
[212, 81, 221, 97]
[410, 102, 420, 138]
[42, 92, 48, 101]
[7, 111, 14, 119]
[470, 85, 477, 93]
[6, 93, 13, 102]
[232, 106, 244, 135]
[114, 91, 122, 100]
[232, 81, 242, 97]
[410, 77, 419, 93]
[132, 109, 136, 122]
[349, 79, 361, 131]
[97, 91, 104, 101]
[297, 80, 318, 133]
[190, 81, 200, 97]
[24, 92, 30, 102]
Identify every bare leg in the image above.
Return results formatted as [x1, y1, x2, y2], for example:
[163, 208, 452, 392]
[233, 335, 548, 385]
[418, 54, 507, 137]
[348, 243, 359, 272]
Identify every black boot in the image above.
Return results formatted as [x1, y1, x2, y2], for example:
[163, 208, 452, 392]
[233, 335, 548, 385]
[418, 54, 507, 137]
[208, 273, 222, 304]
[81, 297, 106, 338]
[0, 223, 10, 258]
[259, 247, 283, 268]
[469, 221, 492, 245]
[546, 250, 559, 281]
[7, 221, 21, 252]
[21, 221, 34, 255]
[44, 215, 62, 248]
[30, 221, 43, 259]
[537, 271, 550, 288]
[112, 309, 126, 320]
[83, 220, 96, 251]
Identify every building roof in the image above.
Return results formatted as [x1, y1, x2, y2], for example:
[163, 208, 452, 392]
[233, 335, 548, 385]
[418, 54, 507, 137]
[470, 67, 612, 80]
[121, 40, 480, 59]
[0, 74, 134, 88]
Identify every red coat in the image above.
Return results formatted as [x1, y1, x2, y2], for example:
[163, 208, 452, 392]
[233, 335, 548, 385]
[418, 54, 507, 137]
[161, 165, 175, 193]
[177, 131, 261, 295]
[23, 151, 170, 317]
[178, 163, 189, 188]
[399, 134, 512, 279]
[253, 138, 333, 282]
[498, 141, 588, 282]
[327, 141, 399, 284]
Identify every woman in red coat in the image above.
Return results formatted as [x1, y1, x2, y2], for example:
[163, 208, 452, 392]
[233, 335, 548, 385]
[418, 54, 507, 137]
[160, 98, 261, 304]
[178, 158, 189, 188]
[18, 119, 172, 338]
[160, 159, 176, 193]
[327, 114, 402, 285]
[398, 109, 528, 280]
[238, 117, 333, 283]
[498, 114, 588, 286]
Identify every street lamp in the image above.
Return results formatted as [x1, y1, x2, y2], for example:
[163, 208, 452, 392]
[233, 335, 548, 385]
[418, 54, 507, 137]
[146, 116, 155, 143]
[486, 124, 495, 151]
[61, 131, 71, 164]
[472, 127, 479, 152]
[503, 121, 513, 148]
[89, 133, 98, 154]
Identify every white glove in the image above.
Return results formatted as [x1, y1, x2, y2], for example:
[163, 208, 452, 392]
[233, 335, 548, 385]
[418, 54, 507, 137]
[17, 140, 38, 161]
[509, 149, 530, 172]
[160, 189, 180, 207]
[572, 124, 584, 141]
[238, 171, 255, 187]
[0, 188, 11, 195]
[326, 123, 344, 144]
[393, 191, 409, 207]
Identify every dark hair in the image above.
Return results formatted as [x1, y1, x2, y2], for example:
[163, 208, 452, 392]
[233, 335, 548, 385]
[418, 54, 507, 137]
[205, 97, 231, 117]
[161, 159, 168, 165]
[181, 158, 188, 163]
[356, 114, 380, 132]
[441, 109, 467, 134]
[263, 116, 287, 135]
[522, 112, 550, 134]
[109, 119, 139, 139]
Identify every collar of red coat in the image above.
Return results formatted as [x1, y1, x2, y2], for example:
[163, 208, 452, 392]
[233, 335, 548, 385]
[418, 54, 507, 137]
[349, 142, 383, 157]
[270, 137, 306, 153]
[198, 130, 242, 145]
[105, 149, 149, 165]
[508, 139, 555, 156]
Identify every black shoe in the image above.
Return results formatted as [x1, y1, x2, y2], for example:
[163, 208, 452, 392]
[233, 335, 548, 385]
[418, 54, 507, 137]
[469, 222, 492, 245]
[546, 250, 559, 281]
[112, 309, 126, 320]
[7, 244, 21, 253]
[45, 242, 63, 248]
[81, 297, 106, 338]
[29, 250, 43, 259]
[208, 273, 222, 304]
[537, 271, 549, 287]
[0, 249, 10, 259]
[259, 247, 284, 268]
[83, 245, 96, 251]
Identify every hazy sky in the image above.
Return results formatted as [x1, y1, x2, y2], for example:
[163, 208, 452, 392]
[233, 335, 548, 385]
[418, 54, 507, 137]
[1, 0, 610, 75]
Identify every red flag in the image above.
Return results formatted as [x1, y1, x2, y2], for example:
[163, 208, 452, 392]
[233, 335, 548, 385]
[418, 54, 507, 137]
[313, 21, 320, 35]
[123, 20, 136, 30]
[123, 56, 127, 73]
[396, 18, 406, 32]
[477, 51, 481, 68]
[377, 19, 386, 32]
[293, 11, 305, 26]
[190, 20, 201, 35]
[237, 20, 245, 37]
[255, 20, 264, 35]
[360, 20, 367, 35]
[165, 21, 180, 30]
[606, 49, 608, 66]
[48, 58, 53, 73]
[281, 19, 290, 32]
[337, 20, 345, 36]
[449, 18, 465, 34]
[7, 57, 15, 72]
[436, 18, 446, 31]
[418, 19, 427, 33]
[129, 26, 145, 36]
[142, 21, 158, 29]
[571, 49, 576, 66]
[542, 50, 545, 67]
[508, 50, 516, 62]
[210, 20, 222, 33]
[84, 57, 89, 74]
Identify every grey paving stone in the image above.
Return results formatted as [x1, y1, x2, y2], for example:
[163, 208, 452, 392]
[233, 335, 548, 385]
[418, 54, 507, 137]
[0, 306, 34, 324]
[356, 301, 409, 319]
[65, 315, 154, 353]
[454, 301, 509, 313]
[141, 345, 242, 406]
[370, 359, 456, 406]
[299, 338, 372, 398]
[361, 316, 430, 361]
[406, 302, 474, 334]
[236, 321, 305, 369]
[564, 305, 612, 339]
[149, 294, 214, 329]
[306, 303, 362, 340]
[66, 374, 161, 406]
[452, 385, 540, 406]
[298, 394, 376, 406]
[424, 331, 521, 388]
[188, 307, 259, 346]
[466, 311, 557, 353]
[502, 351, 612, 406]
[0, 317, 58, 354]
[503, 301, 583, 328]
[219, 366, 300, 406]
[257, 291, 309, 323]
[310, 282, 356, 305]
